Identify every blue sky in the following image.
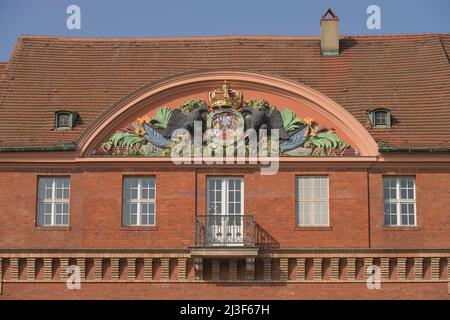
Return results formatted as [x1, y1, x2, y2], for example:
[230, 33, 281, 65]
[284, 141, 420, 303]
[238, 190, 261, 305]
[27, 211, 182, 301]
[0, 0, 449, 61]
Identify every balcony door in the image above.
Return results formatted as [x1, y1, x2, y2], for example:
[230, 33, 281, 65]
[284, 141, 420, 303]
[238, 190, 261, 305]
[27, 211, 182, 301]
[206, 177, 244, 246]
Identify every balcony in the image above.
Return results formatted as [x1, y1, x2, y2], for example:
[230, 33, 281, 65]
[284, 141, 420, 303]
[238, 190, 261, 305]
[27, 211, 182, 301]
[192, 215, 259, 258]
[195, 215, 255, 247]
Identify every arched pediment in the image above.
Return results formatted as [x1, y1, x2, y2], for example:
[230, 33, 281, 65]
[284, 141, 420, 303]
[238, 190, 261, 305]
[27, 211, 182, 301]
[77, 71, 379, 158]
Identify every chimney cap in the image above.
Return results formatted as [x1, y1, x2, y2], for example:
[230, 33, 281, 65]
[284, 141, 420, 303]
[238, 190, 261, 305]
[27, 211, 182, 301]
[321, 8, 339, 21]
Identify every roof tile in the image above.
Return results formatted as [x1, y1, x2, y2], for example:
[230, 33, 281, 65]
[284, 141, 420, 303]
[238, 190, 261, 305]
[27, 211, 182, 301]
[0, 34, 449, 148]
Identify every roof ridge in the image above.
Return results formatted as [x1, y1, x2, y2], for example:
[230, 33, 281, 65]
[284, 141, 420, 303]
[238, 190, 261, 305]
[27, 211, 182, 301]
[19, 34, 320, 42]
[17, 33, 449, 43]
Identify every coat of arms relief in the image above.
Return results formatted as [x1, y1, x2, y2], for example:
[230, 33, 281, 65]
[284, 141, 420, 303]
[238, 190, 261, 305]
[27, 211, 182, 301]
[96, 81, 355, 157]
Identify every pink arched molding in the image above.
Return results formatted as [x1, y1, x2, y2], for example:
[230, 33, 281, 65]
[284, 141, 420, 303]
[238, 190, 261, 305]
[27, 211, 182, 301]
[77, 71, 379, 157]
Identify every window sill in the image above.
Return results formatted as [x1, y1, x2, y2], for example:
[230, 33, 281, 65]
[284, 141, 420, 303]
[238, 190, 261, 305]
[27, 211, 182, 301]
[121, 226, 158, 231]
[382, 226, 421, 231]
[294, 226, 332, 231]
[34, 226, 71, 231]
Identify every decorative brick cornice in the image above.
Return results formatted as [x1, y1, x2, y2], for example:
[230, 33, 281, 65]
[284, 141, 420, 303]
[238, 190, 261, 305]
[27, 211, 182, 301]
[245, 257, 255, 281]
[94, 258, 103, 281]
[127, 258, 136, 280]
[177, 258, 187, 280]
[10, 258, 19, 281]
[364, 258, 374, 280]
[296, 258, 306, 281]
[229, 259, 237, 281]
[212, 260, 220, 281]
[263, 258, 272, 281]
[330, 258, 339, 281]
[313, 258, 322, 281]
[280, 258, 289, 281]
[109, 258, 119, 280]
[143, 258, 153, 280]
[380, 257, 390, 280]
[0, 250, 448, 288]
[27, 258, 36, 281]
[59, 258, 68, 281]
[431, 257, 440, 281]
[161, 258, 170, 280]
[397, 258, 407, 280]
[414, 258, 423, 280]
[347, 258, 356, 280]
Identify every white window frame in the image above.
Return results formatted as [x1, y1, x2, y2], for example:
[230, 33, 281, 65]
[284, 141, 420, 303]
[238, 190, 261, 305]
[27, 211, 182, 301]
[374, 110, 387, 126]
[383, 176, 416, 226]
[122, 176, 156, 226]
[37, 177, 70, 226]
[206, 176, 244, 216]
[296, 176, 329, 227]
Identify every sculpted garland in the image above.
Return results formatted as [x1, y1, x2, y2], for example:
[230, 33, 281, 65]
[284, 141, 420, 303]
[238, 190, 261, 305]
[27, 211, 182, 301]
[98, 82, 352, 157]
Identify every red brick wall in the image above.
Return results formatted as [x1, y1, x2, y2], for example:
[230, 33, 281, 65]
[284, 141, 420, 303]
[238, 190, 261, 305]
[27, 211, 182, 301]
[0, 167, 449, 249]
[0, 169, 196, 249]
[196, 168, 369, 248]
[1, 282, 448, 300]
[369, 169, 450, 248]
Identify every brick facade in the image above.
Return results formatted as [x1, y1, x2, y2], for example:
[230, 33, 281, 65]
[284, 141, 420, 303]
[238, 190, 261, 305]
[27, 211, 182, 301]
[0, 166, 449, 299]
[0, 39, 449, 299]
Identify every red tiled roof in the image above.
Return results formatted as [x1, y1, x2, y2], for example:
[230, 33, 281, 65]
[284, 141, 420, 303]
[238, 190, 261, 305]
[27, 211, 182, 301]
[0, 63, 6, 78]
[0, 34, 449, 149]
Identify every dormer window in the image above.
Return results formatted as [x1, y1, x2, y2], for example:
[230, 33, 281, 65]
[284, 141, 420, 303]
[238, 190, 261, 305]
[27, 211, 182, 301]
[55, 111, 77, 130]
[368, 109, 391, 128]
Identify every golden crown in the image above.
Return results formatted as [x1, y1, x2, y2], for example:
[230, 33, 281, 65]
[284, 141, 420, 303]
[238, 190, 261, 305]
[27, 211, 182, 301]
[208, 80, 243, 109]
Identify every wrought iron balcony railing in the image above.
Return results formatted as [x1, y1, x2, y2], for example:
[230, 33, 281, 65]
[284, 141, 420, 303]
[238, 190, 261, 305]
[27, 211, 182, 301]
[195, 215, 255, 247]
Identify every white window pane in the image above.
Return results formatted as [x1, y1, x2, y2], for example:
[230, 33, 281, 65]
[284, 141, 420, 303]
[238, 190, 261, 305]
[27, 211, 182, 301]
[401, 215, 408, 225]
[390, 189, 396, 199]
[123, 177, 156, 226]
[303, 214, 311, 225]
[401, 203, 407, 214]
[37, 203, 45, 226]
[400, 189, 407, 199]
[313, 214, 321, 225]
[314, 187, 321, 199]
[400, 178, 407, 188]
[296, 176, 329, 226]
[407, 179, 414, 188]
[407, 189, 414, 199]
[44, 215, 51, 225]
[304, 202, 310, 214]
[391, 214, 397, 225]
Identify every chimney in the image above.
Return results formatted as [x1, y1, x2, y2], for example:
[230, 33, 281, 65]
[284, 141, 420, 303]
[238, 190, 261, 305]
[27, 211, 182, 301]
[320, 8, 339, 56]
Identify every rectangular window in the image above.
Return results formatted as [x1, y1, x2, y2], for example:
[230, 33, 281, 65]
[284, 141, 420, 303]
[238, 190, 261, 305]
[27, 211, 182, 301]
[383, 177, 416, 226]
[296, 176, 329, 226]
[123, 177, 156, 226]
[37, 177, 70, 226]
